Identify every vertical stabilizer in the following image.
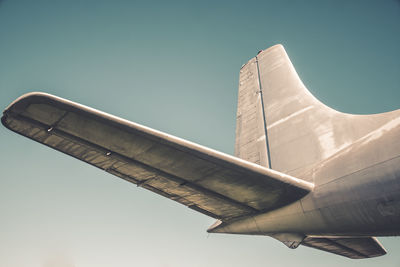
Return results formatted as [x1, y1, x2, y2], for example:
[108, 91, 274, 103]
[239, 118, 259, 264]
[235, 44, 399, 179]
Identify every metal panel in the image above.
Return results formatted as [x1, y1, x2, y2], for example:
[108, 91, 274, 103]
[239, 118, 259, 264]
[302, 236, 387, 259]
[238, 45, 400, 179]
[235, 58, 269, 167]
[2, 92, 313, 221]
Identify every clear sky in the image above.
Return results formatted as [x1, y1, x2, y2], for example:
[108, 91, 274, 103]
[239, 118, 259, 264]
[0, 0, 399, 266]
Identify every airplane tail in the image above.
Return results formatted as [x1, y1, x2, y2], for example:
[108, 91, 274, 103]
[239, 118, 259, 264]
[235, 44, 397, 179]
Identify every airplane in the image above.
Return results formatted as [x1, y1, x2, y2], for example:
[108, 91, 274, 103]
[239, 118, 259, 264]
[2, 44, 400, 259]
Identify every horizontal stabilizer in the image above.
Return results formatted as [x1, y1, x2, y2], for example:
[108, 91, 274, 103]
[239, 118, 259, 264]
[302, 236, 387, 259]
[2, 92, 314, 221]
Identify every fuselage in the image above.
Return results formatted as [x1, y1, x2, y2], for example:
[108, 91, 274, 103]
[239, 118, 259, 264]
[210, 112, 400, 237]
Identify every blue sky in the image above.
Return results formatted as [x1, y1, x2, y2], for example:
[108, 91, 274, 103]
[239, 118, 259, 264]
[0, 0, 399, 266]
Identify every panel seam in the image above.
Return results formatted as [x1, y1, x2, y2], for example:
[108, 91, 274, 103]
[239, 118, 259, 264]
[255, 56, 272, 169]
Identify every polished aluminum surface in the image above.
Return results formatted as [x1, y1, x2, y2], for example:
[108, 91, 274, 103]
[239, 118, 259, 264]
[3, 44, 399, 259]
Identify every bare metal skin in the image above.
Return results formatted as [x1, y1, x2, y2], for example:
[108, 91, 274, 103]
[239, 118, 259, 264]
[2, 45, 398, 258]
[212, 45, 400, 237]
